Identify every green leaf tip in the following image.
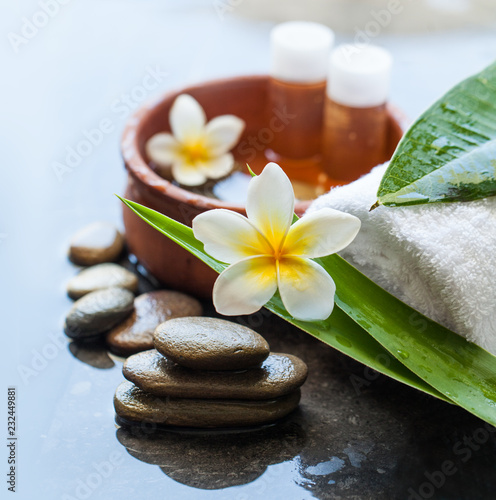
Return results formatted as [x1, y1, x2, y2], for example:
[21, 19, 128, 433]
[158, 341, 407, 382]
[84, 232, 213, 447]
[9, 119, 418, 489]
[246, 164, 257, 177]
[369, 201, 380, 211]
[378, 61, 496, 207]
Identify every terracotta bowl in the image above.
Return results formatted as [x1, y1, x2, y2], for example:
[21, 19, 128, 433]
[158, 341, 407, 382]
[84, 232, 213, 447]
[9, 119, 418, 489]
[121, 75, 405, 298]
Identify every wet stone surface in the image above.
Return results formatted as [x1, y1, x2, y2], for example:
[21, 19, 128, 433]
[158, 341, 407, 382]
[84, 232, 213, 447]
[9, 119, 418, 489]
[69, 222, 124, 266]
[123, 349, 307, 400]
[114, 380, 301, 428]
[154, 316, 270, 370]
[64, 287, 135, 339]
[106, 290, 203, 356]
[67, 263, 139, 299]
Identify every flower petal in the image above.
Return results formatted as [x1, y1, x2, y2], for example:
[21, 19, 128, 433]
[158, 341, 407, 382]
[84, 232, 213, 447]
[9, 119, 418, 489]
[170, 94, 206, 142]
[277, 257, 336, 321]
[172, 162, 206, 186]
[193, 209, 272, 264]
[199, 153, 235, 180]
[246, 162, 294, 250]
[284, 208, 361, 258]
[204, 115, 245, 156]
[145, 133, 179, 167]
[213, 256, 277, 316]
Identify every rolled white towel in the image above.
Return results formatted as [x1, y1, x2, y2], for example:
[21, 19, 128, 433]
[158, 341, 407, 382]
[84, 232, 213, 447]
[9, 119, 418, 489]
[307, 163, 496, 355]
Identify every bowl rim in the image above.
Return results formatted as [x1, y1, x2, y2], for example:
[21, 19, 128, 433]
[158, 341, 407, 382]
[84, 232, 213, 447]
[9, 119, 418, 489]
[121, 74, 407, 214]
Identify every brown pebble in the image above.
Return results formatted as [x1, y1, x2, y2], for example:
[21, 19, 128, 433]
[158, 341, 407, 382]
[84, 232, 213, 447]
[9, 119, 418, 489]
[106, 291, 203, 356]
[67, 263, 138, 300]
[69, 222, 124, 266]
[154, 317, 270, 371]
[114, 381, 300, 428]
[64, 287, 134, 339]
[123, 349, 307, 400]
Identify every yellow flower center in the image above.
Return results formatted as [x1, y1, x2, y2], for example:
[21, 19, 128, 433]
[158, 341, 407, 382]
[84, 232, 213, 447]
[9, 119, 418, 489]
[273, 246, 285, 262]
[181, 140, 210, 165]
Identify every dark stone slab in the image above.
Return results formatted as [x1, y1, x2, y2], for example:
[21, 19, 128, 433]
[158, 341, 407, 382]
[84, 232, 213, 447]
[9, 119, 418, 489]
[123, 349, 307, 399]
[114, 380, 301, 428]
[116, 419, 306, 489]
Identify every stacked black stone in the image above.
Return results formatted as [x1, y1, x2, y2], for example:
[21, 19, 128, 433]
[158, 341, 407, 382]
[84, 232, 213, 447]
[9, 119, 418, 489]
[114, 317, 308, 428]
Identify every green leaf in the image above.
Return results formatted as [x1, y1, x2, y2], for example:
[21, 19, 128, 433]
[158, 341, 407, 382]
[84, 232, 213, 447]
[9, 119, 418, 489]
[319, 253, 496, 425]
[377, 61, 496, 207]
[118, 196, 446, 400]
[119, 197, 496, 426]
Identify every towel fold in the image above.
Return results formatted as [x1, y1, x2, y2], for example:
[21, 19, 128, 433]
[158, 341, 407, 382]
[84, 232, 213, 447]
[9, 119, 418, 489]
[307, 163, 496, 355]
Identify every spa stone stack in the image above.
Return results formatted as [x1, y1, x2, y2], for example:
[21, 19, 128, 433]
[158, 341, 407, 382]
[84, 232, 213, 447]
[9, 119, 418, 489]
[114, 317, 308, 428]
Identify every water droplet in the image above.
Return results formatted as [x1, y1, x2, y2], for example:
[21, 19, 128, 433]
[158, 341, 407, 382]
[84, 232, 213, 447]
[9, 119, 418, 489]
[336, 336, 352, 348]
[306, 457, 345, 476]
[420, 365, 432, 373]
[343, 446, 368, 468]
[397, 350, 409, 359]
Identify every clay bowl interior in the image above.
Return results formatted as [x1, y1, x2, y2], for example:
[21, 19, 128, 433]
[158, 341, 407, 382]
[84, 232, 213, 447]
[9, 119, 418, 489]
[122, 75, 405, 298]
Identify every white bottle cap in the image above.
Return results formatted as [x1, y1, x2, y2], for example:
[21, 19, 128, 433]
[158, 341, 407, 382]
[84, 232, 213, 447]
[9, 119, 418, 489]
[327, 44, 392, 107]
[270, 21, 335, 84]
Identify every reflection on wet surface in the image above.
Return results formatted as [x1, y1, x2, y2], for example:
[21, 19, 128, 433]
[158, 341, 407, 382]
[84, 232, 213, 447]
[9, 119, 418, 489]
[68, 339, 115, 369]
[116, 417, 307, 489]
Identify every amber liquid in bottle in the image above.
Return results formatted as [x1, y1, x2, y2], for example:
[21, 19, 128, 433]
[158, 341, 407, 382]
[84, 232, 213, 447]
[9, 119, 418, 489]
[267, 78, 326, 159]
[265, 78, 329, 198]
[322, 99, 388, 182]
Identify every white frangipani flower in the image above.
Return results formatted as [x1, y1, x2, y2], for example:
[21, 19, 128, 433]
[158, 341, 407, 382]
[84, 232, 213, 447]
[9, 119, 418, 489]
[145, 94, 245, 186]
[193, 162, 361, 321]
